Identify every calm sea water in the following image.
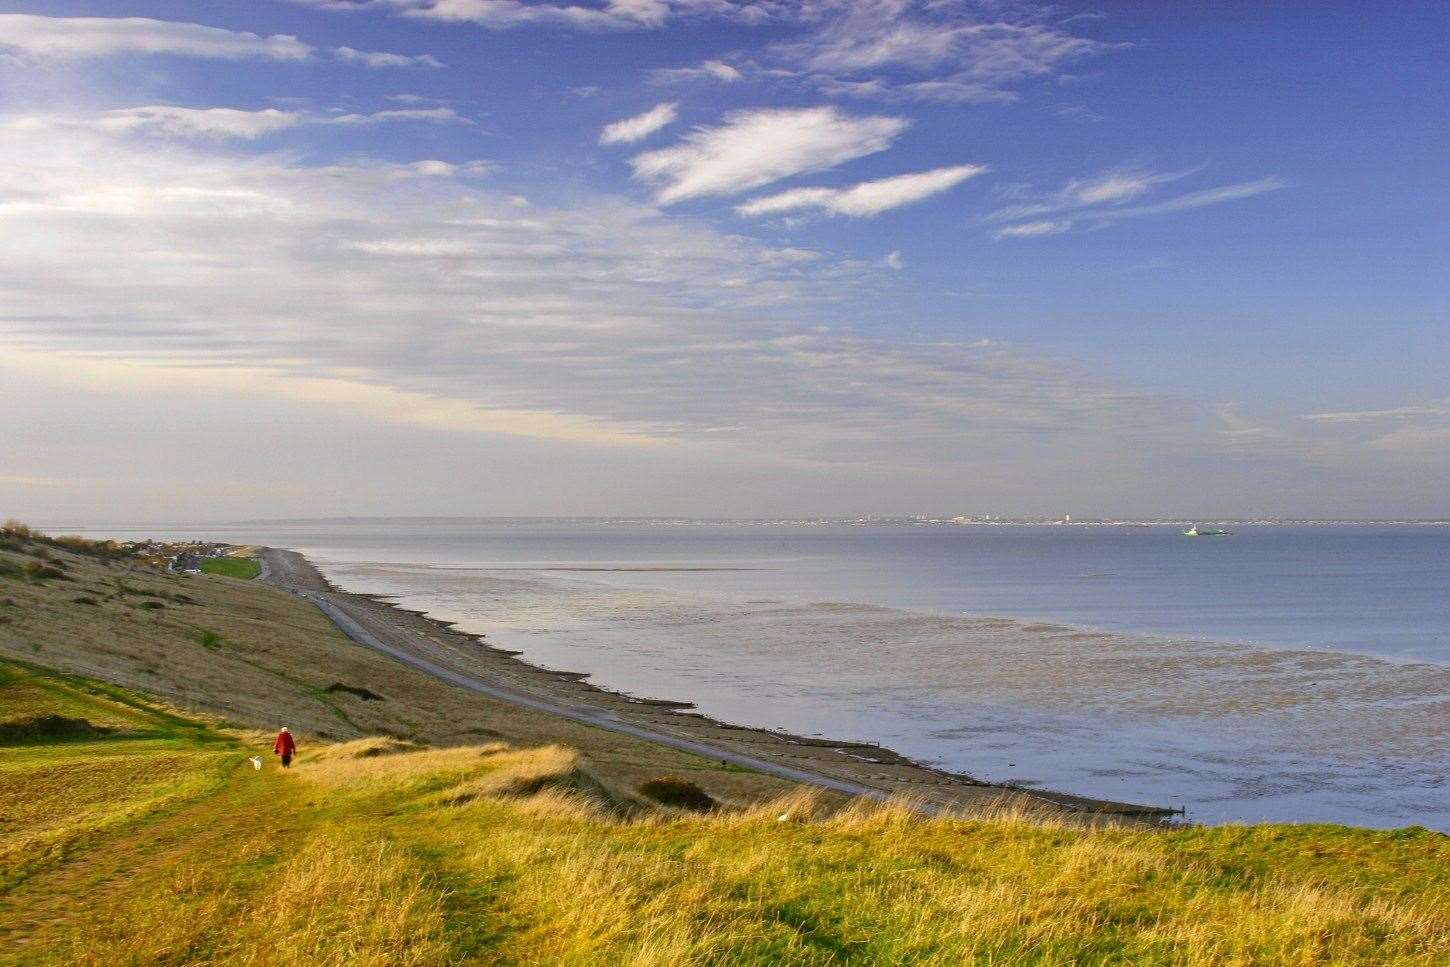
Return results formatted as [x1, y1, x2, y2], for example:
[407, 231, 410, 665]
[69, 519, 1450, 827]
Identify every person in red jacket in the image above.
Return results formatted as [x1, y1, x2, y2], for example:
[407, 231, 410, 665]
[273, 727, 296, 768]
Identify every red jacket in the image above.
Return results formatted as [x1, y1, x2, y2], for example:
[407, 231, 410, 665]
[274, 730, 296, 757]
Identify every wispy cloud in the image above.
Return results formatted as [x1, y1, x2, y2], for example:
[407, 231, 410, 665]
[287, 0, 773, 30]
[0, 14, 313, 62]
[992, 167, 1287, 239]
[322, 0, 675, 30]
[287, 0, 1123, 109]
[1103, 178, 1288, 219]
[600, 102, 679, 145]
[632, 106, 908, 204]
[0, 119, 1175, 467]
[777, 0, 1127, 103]
[994, 219, 1070, 239]
[6, 106, 471, 142]
[1303, 405, 1450, 424]
[0, 14, 440, 70]
[327, 106, 472, 125]
[97, 106, 305, 140]
[737, 163, 986, 217]
[650, 59, 743, 84]
[330, 45, 443, 68]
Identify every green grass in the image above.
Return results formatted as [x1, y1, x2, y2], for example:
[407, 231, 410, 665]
[198, 557, 260, 580]
[1, 659, 1446, 965]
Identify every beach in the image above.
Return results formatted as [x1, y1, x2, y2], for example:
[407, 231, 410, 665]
[262, 547, 1176, 818]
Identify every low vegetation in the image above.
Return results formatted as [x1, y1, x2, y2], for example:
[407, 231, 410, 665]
[1, 660, 1445, 965]
[638, 774, 718, 812]
[1, 520, 129, 563]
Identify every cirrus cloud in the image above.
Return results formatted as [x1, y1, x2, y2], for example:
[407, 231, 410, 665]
[330, 45, 444, 68]
[600, 102, 679, 145]
[649, 59, 743, 84]
[737, 163, 986, 218]
[631, 106, 908, 204]
[0, 14, 313, 62]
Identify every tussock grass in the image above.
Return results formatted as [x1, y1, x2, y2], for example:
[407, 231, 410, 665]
[241, 838, 450, 966]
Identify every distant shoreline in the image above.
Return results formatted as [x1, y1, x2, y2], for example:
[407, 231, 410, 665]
[45, 516, 1450, 532]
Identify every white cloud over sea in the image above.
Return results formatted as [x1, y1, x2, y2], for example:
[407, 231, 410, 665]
[0, 118, 1175, 469]
[1, 5, 1437, 520]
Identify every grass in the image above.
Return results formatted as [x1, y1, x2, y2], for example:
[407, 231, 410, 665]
[1, 660, 1446, 966]
[199, 556, 261, 580]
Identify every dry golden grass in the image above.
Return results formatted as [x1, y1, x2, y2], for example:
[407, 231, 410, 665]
[5, 699, 1447, 965]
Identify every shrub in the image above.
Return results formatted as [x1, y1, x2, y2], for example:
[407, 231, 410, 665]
[325, 683, 385, 701]
[23, 562, 68, 582]
[72, 597, 99, 606]
[0, 714, 114, 743]
[198, 631, 221, 650]
[138, 601, 165, 610]
[53, 534, 126, 559]
[1, 519, 33, 540]
[637, 775, 717, 812]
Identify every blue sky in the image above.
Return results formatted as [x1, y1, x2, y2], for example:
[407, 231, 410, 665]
[1, 1, 1446, 519]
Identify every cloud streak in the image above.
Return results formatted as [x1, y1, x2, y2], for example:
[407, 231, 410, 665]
[0, 14, 442, 70]
[779, 0, 1127, 103]
[5, 106, 472, 142]
[330, 45, 444, 68]
[649, 59, 743, 84]
[632, 106, 908, 204]
[992, 168, 1287, 239]
[736, 163, 986, 217]
[0, 14, 312, 62]
[600, 102, 679, 145]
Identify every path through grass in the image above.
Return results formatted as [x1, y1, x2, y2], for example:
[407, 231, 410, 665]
[2, 660, 1446, 965]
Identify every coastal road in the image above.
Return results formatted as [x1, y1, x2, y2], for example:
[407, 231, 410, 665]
[260, 548, 911, 804]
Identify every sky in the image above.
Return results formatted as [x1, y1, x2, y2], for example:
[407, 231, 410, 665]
[1, 1, 1446, 521]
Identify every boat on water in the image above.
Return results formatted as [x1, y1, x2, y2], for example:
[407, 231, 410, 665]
[1183, 524, 1231, 537]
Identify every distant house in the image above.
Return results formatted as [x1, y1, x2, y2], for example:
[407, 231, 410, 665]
[171, 552, 201, 573]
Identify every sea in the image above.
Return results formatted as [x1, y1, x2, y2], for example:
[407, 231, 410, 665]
[65, 518, 1450, 828]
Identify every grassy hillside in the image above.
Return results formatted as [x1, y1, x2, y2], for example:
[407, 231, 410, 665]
[2, 660, 1446, 966]
[0, 534, 801, 804]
